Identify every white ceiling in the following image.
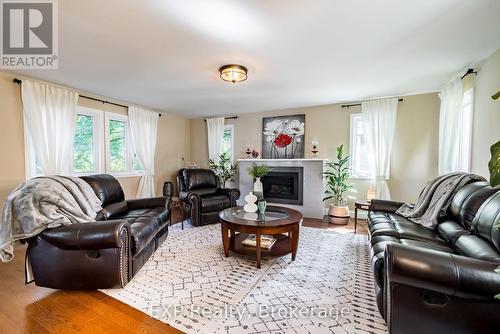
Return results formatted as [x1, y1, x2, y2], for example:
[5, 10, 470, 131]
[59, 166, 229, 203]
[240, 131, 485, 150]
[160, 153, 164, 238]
[9, 0, 500, 117]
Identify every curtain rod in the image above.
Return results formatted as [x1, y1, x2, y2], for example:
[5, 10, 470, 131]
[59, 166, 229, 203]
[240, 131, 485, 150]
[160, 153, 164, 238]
[204, 116, 238, 122]
[460, 68, 477, 80]
[13, 78, 161, 116]
[341, 98, 403, 108]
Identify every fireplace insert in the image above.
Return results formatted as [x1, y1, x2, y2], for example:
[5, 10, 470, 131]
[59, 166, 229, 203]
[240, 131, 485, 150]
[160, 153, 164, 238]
[261, 167, 303, 205]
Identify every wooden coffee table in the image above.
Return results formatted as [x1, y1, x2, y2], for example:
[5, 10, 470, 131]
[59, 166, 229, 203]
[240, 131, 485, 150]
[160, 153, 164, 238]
[219, 206, 303, 269]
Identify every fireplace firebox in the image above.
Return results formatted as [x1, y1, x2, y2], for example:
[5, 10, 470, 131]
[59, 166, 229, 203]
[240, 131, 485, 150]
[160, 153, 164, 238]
[261, 167, 303, 205]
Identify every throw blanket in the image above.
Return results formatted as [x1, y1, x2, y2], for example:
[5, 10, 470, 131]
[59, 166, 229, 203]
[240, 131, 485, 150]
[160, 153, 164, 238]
[0, 176, 102, 262]
[396, 172, 485, 229]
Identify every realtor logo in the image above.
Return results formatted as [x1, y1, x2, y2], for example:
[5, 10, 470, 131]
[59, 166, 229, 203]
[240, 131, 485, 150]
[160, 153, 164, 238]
[1, 0, 58, 69]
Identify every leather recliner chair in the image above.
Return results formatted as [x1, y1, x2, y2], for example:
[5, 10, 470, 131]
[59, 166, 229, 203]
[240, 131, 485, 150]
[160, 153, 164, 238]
[177, 168, 240, 226]
[27, 174, 171, 290]
[367, 180, 500, 333]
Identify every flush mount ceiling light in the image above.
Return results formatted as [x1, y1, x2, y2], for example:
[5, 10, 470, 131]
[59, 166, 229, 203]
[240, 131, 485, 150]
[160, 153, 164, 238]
[219, 64, 248, 83]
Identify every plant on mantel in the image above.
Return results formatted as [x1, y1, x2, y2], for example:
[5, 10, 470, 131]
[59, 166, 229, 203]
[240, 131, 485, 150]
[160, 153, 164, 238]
[490, 140, 500, 299]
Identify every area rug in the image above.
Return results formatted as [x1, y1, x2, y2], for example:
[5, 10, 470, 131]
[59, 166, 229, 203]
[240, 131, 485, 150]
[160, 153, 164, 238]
[101, 223, 387, 334]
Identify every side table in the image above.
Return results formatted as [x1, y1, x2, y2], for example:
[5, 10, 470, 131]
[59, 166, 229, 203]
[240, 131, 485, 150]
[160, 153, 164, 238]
[170, 196, 183, 229]
[354, 200, 370, 234]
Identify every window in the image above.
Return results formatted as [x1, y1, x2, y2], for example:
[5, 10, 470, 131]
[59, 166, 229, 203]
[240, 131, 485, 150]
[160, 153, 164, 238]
[105, 112, 142, 175]
[221, 124, 234, 162]
[25, 107, 141, 178]
[350, 113, 374, 179]
[458, 88, 474, 172]
[73, 107, 103, 175]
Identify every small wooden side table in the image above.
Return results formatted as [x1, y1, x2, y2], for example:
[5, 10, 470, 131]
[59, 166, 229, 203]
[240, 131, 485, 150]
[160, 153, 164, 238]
[354, 200, 370, 234]
[170, 196, 183, 229]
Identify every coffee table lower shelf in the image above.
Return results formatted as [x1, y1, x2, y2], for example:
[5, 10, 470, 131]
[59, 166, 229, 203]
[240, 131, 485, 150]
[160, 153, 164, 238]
[229, 233, 292, 258]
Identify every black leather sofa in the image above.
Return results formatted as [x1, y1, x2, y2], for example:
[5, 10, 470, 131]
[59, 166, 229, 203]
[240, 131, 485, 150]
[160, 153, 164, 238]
[177, 168, 240, 226]
[367, 180, 500, 333]
[27, 174, 171, 290]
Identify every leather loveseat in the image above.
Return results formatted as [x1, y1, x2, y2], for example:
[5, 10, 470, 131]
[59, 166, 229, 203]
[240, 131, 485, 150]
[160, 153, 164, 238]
[177, 168, 240, 226]
[367, 180, 500, 333]
[27, 174, 171, 290]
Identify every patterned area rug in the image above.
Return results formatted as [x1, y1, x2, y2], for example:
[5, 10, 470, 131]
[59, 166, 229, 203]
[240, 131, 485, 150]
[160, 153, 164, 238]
[101, 223, 387, 334]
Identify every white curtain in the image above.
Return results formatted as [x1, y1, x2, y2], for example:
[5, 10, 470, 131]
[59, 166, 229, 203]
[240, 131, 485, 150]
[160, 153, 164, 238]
[438, 77, 465, 175]
[206, 117, 225, 164]
[129, 106, 159, 198]
[21, 80, 79, 176]
[361, 98, 398, 200]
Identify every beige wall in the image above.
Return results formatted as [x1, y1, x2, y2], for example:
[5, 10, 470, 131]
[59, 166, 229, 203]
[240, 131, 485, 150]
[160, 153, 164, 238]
[470, 48, 500, 178]
[191, 92, 440, 206]
[0, 71, 191, 211]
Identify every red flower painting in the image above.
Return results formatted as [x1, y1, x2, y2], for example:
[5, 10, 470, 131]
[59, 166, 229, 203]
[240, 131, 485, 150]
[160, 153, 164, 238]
[274, 133, 293, 148]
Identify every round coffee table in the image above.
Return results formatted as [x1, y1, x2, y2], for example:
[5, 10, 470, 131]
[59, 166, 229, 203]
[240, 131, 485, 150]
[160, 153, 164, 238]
[219, 206, 303, 269]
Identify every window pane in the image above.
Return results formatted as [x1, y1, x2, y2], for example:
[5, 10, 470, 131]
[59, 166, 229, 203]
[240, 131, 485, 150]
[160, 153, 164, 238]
[221, 128, 232, 160]
[74, 114, 94, 173]
[109, 119, 127, 172]
[351, 114, 374, 178]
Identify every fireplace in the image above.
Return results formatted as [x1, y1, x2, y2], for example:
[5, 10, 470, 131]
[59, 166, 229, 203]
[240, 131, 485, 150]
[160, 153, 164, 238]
[261, 167, 303, 205]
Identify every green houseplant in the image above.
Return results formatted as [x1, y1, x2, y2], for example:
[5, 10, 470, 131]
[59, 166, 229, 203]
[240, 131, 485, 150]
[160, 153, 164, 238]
[323, 145, 353, 224]
[247, 164, 272, 198]
[489, 140, 500, 187]
[209, 151, 238, 188]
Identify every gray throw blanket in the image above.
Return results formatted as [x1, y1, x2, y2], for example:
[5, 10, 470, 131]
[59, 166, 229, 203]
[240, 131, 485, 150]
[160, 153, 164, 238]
[396, 172, 486, 229]
[0, 176, 102, 262]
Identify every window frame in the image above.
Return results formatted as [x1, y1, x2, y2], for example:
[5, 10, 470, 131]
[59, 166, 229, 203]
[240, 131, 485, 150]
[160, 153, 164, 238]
[73, 106, 104, 176]
[104, 112, 141, 177]
[349, 113, 375, 180]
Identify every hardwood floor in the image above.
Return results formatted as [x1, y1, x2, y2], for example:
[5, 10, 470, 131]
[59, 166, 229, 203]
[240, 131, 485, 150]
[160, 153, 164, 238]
[0, 209, 367, 333]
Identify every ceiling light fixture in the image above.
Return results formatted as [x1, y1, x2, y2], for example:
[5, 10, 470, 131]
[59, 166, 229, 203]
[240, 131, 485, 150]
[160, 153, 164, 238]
[219, 64, 248, 83]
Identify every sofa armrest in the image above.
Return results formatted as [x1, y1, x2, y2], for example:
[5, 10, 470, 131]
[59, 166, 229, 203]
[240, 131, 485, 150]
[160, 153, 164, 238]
[385, 243, 500, 300]
[127, 196, 169, 210]
[370, 199, 405, 213]
[40, 220, 130, 250]
[216, 188, 241, 201]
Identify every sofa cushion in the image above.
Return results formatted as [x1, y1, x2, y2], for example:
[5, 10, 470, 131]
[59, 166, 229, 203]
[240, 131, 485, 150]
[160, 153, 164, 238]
[117, 207, 169, 255]
[448, 181, 495, 229]
[437, 220, 470, 244]
[201, 195, 230, 213]
[454, 234, 500, 262]
[99, 201, 129, 220]
[183, 169, 218, 190]
[81, 174, 125, 206]
[368, 211, 447, 245]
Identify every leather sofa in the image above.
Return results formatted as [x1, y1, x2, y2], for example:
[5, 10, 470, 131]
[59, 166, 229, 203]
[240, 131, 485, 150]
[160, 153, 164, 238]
[177, 168, 240, 226]
[27, 174, 171, 290]
[367, 180, 500, 333]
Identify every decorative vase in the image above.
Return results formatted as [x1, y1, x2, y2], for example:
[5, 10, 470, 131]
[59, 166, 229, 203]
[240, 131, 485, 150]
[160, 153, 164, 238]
[253, 177, 263, 199]
[257, 200, 267, 214]
[328, 204, 350, 225]
[243, 192, 258, 213]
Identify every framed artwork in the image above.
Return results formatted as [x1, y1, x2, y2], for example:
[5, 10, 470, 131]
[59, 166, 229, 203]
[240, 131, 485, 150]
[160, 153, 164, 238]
[262, 114, 305, 159]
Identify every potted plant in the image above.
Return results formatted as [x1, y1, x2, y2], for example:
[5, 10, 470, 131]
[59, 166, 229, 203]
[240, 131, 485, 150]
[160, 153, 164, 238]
[489, 140, 500, 187]
[323, 145, 353, 225]
[209, 151, 238, 188]
[247, 164, 272, 198]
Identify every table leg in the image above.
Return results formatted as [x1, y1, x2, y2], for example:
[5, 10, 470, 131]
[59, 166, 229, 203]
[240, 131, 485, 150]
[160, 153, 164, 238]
[221, 223, 230, 257]
[354, 207, 358, 234]
[256, 231, 261, 269]
[291, 229, 299, 261]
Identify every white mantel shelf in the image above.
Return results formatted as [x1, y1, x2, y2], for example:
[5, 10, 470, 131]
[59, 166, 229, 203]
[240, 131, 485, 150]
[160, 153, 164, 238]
[237, 158, 328, 162]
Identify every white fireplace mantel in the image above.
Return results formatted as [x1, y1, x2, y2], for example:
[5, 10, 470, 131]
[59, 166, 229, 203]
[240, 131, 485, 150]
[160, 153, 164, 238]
[237, 158, 328, 162]
[237, 158, 326, 219]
